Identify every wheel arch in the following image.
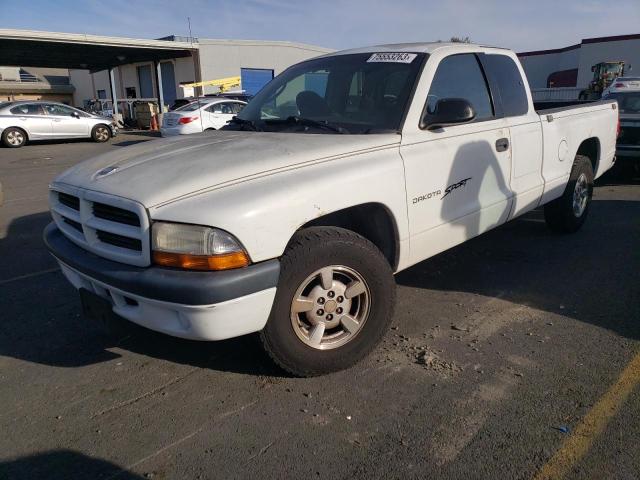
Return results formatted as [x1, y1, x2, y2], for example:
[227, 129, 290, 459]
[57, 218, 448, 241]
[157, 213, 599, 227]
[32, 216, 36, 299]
[296, 202, 400, 271]
[575, 137, 600, 175]
[3, 125, 29, 140]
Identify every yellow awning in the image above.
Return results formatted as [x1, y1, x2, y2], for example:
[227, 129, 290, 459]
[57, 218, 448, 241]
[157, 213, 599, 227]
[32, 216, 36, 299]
[184, 76, 241, 89]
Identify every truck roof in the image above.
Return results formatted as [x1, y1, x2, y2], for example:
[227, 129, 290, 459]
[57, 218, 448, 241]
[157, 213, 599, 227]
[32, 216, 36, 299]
[325, 42, 511, 57]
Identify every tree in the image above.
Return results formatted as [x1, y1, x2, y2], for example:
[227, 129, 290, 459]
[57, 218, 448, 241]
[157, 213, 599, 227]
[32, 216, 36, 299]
[450, 36, 471, 43]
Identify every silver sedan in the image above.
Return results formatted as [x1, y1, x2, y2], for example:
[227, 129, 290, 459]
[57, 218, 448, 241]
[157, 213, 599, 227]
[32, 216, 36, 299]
[0, 101, 117, 148]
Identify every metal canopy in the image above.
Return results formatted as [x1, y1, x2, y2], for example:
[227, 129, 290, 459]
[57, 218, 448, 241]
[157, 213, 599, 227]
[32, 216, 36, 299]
[0, 30, 196, 72]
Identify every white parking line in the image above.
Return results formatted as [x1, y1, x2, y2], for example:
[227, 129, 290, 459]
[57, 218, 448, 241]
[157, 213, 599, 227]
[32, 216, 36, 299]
[0, 267, 60, 286]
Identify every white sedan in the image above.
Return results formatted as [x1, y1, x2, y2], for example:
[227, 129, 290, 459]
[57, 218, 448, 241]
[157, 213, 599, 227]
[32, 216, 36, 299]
[160, 98, 246, 137]
[603, 77, 640, 96]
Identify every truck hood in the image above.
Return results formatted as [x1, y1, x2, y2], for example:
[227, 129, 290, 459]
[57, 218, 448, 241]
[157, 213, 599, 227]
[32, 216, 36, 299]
[53, 130, 400, 207]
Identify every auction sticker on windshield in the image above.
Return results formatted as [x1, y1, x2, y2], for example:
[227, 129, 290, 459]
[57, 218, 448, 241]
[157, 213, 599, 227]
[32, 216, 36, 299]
[367, 53, 417, 63]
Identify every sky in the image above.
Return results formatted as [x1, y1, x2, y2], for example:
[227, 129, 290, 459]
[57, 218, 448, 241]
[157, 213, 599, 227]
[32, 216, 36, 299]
[1, 0, 639, 53]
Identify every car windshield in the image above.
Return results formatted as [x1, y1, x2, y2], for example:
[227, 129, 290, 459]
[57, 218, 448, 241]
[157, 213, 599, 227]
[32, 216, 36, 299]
[605, 92, 640, 114]
[226, 52, 426, 134]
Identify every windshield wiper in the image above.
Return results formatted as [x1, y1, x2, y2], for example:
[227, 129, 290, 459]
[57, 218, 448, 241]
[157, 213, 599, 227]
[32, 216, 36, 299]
[266, 116, 348, 134]
[227, 116, 261, 131]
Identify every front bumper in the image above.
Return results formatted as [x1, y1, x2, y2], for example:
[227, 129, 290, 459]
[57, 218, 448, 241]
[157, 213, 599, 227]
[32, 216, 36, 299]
[44, 223, 279, 340]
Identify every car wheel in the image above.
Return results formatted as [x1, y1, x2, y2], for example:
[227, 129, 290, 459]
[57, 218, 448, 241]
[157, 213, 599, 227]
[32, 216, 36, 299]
[260, 227, 396, 377]
[91, 124, 111, 143]
[2, 127, 27, 148]
[544, 155, 594, 233]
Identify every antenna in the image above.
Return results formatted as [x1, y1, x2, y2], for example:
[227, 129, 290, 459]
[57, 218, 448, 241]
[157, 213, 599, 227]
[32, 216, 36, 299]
[187, 17, 193, 45]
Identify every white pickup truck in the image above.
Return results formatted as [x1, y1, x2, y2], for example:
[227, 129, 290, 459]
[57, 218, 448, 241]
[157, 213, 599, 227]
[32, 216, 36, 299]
[45, 43, 618, 376]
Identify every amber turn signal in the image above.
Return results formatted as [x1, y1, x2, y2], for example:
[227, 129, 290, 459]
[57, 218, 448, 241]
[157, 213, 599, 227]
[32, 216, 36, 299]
[153, 251, 250, 271]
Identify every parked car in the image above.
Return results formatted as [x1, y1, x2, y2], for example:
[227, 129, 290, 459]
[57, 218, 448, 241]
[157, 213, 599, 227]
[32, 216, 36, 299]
[44, 43, 617, 376]
[602, 76, 640, 96]
[160, 98, 246, 136]
[0, 101, 117, 148]
[603, 89, 640, 168]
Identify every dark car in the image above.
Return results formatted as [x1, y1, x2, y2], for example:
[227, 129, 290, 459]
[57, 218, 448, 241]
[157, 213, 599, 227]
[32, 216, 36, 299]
[603, 90, 640, 171]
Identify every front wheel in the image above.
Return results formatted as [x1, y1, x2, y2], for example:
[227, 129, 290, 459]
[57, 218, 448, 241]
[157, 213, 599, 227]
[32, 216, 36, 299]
[544, 155, 594, 233]
[91, 124, 111, 143]
[260, 227, 396, 376]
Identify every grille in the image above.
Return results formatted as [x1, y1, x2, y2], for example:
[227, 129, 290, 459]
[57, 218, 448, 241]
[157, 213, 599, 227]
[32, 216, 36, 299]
[58, 192, 79, 210]
[63, 217, 83, 232]
[96, 230, 142, 251]
[93, 202, 141, 226]
[50, 188, 150, 266]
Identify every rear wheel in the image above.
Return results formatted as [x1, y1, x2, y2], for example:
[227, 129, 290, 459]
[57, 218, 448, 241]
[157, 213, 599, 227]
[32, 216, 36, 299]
[544, 155, 594, 233]
[260, 227, 396, 376]
[91, 124, 111, 143]
[2, 127, 27, 148]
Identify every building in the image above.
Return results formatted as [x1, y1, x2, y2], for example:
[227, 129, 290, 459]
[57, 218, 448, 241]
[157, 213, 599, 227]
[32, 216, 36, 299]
[0, 29, 332, 115]
[518, 33, 640, 90]
[0, 66, 75, 103]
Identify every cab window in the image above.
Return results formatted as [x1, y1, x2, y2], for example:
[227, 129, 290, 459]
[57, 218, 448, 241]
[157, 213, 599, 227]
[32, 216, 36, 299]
[483, 54, 529, 116]
[426, 54, 494, 122]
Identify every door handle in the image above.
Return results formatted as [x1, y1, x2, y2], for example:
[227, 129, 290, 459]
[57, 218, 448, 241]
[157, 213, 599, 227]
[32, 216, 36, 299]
[53, 119, 62, 122]
[495, 137, 509, 152]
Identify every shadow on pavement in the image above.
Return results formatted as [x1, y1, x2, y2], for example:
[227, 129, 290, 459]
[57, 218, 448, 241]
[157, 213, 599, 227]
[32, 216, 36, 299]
[396, 197, 640, 341]
[596, 159, 640, 186]
[0, 450, 144, 480]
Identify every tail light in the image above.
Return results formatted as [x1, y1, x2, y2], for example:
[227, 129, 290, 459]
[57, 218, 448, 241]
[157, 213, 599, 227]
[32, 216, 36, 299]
[178, 116, 199, 124]
[614, 83, 625, 88]
[617, 112, 621, 138]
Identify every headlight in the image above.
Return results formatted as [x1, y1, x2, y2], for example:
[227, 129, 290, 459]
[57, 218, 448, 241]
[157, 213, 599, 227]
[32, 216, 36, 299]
[151, 222, 250, 271]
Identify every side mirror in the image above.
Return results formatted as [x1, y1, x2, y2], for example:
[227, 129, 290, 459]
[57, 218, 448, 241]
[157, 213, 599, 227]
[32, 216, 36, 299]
[421, 98, 476, 130]
[71, 111, 80, 119]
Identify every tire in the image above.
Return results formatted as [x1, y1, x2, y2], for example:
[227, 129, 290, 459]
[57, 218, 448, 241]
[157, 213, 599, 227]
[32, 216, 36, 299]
[260, 227, 396, 377]
[91, 124, 111, 143]
[544, 155, 594, 233]
[2, 127, 27, 148]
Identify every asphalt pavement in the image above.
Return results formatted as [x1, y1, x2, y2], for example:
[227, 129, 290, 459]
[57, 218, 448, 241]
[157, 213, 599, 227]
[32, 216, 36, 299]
[0, 132, 639, 480]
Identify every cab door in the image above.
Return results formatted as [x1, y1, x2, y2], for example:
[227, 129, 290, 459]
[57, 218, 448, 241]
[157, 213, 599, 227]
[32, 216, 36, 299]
[400, 53, 513, 265]
[479, 53, 543, 220]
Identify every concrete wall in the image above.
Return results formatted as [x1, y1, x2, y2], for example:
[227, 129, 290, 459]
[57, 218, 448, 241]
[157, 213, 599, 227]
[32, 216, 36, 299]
[576, 38, 640, 88]
[70, 56, 196, 107]
[518, 48, 580, 88]
[519, 37, 640, 89]
[67, 40, 331, 106]
[197, 39, 332, 95]
[1, 66, 74, 103]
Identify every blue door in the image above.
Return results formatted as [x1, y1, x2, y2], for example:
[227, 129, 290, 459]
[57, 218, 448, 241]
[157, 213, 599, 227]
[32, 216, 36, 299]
[160, 62, 177, 107]
[137, 65, 154, 98]
[241, 68, 274, 96]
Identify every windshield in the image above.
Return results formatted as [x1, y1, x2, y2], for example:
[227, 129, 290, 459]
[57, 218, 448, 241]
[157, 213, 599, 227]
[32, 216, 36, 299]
[605, 92, 640, 114]
[226, 52, 426, 134]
